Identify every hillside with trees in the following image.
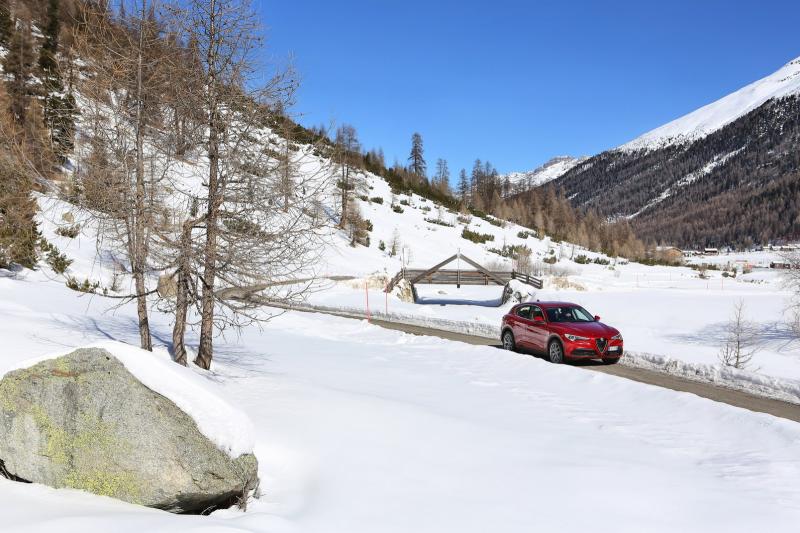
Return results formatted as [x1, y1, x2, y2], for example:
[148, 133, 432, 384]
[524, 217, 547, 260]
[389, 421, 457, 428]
[0, 0, 650, 358]
[543, 68, 800, 248]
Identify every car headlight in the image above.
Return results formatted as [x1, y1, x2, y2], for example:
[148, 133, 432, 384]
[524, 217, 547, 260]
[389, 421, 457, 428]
[611, 334, 623, 341]
[564, 334, 589, 342]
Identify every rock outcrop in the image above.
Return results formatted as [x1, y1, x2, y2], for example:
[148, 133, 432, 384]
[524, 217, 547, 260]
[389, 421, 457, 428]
[0, 348, 258, 514]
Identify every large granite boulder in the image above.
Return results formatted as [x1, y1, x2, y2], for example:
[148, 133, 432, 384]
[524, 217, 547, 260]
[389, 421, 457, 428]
[0, 347, 258, 514]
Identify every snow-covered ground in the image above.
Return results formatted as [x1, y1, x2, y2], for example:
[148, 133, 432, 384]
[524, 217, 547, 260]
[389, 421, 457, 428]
[35, 184, 800, 400]
[4, 93, 799, 529]
[307, 260, 800, 387]
[2, 265, 800, 532]
[4, 20, 800, 529]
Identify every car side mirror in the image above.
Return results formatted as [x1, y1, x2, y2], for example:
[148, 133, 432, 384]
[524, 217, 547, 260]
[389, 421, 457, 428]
[594, 315, 601, 321]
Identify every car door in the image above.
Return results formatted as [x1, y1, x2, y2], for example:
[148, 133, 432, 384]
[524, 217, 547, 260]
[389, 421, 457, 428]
[513, 305, 533, 347]
[527, 305, 548, 353]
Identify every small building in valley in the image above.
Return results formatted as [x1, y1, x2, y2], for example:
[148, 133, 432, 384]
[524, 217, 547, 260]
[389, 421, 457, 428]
[770, 261, 795, 269]
[654, 246, 684, 264]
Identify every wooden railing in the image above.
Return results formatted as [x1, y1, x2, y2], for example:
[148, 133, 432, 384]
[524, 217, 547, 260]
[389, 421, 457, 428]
[385, 270, 406, 293]
[511, 271, 544, 289]
[384, 269, 543, 292]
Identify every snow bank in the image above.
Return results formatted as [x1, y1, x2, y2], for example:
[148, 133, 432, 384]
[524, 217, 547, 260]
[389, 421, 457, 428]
[1, 341, 255, 459]
[276, 298, 800, 406]
[3, 269, 800, 531]
[623, 350, 800, 405]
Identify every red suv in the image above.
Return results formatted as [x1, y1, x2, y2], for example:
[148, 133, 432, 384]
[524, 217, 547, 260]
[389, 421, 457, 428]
[501, 301, 623, 364]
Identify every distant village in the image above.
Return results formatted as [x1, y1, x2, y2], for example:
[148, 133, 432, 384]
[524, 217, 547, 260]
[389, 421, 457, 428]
[652, 243, 800, 270]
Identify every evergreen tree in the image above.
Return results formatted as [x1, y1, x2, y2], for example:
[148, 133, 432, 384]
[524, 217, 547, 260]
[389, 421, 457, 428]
[39, 0, 76, 159]
[0, 163, 38, 269]
[4, 19, 35, 123]
[408, 132, 426, 178]
[470, 159, 483, 205]
[39, 0, 60, 79]
[457, 168, 469, 203]
[502, 175, 512, 197]
[0, 0, 11, 46]
[0, 102, 38, 270]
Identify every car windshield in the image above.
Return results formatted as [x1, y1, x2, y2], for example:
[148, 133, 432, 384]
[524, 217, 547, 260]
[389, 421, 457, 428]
[545, 306, 594, 323]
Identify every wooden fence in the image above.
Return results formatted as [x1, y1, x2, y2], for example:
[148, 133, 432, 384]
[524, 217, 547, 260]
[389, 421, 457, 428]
[385, 268, 542, 292]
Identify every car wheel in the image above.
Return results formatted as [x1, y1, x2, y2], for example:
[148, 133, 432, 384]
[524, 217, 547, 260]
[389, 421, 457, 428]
[548, 339, 564, 364]
[502, 330, 516, 352]
[602, 358, 620, 365]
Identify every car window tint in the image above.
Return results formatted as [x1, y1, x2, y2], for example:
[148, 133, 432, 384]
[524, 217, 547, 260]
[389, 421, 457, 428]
[546, 306, 593, 322]
[531, 306, 544, 320]
[516, 306, 531, 319]
[545, 308, 562, 322]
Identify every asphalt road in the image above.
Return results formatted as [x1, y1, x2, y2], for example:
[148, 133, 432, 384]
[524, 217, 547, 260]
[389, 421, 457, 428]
[368, 318, 800, 424]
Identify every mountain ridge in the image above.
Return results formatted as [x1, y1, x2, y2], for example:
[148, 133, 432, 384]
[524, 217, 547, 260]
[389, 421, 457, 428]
[535, 57, 800, 247]
[620, 56, 800, 152]
[500, 155, 587, 192]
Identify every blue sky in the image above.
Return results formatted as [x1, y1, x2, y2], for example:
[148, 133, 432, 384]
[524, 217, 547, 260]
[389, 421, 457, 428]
[256, 0, 800, 176]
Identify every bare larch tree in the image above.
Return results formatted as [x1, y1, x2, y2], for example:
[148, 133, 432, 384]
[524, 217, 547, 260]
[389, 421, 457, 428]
[334, 124, 361, 229]
[718, 300, 758, 369]
[178, 0, 329, 370]
[73, 0, 177, 351]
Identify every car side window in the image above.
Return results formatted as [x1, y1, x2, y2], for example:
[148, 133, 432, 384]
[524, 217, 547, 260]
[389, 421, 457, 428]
[531, 306, 545, 321]
[516, 306, 531, 319]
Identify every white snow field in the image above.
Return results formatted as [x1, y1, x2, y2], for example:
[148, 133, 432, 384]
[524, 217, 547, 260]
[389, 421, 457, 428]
[305, 258, 800, 397]
[3, 77, 797, 529]
[2, 267, 800, 533]
[34, 170, 800, 401]
[621, 55, 800, 151]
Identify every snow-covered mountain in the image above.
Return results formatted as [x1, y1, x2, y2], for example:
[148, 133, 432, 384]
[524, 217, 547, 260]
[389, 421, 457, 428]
[501, 156, 586, 190]
[622, 57, 800, 151]
[545, 55, 800, 247]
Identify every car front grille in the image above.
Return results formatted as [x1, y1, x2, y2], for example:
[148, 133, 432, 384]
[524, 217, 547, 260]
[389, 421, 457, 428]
[595, 338, 608, 353]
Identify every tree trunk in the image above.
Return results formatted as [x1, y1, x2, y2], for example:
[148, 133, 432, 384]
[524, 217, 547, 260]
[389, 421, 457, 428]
[195, 0, 219, 370]
[174, 107, 186, 157]
[283, 136, 290, 212]
[133, 0, 152, 352]
[172, 219, 193, 366]
[195, 123, 220, 369]
[339, 164, 348, 229]
[133, 270, 151, 350]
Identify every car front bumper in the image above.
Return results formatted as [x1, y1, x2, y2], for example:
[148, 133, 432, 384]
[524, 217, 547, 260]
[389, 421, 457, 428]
[564, 339, 623, 359]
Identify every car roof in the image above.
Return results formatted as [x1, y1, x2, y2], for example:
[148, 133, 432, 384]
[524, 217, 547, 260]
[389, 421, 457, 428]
[516, 301, 579, 309]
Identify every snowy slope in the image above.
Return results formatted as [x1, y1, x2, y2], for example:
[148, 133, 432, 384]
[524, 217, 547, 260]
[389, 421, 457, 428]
[2, 268, 800, 532]
[322, 173, 570, 277]
[621, 56, 800, 151]
[33, 186, 800, 398]
[500, 155, 586, 190]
